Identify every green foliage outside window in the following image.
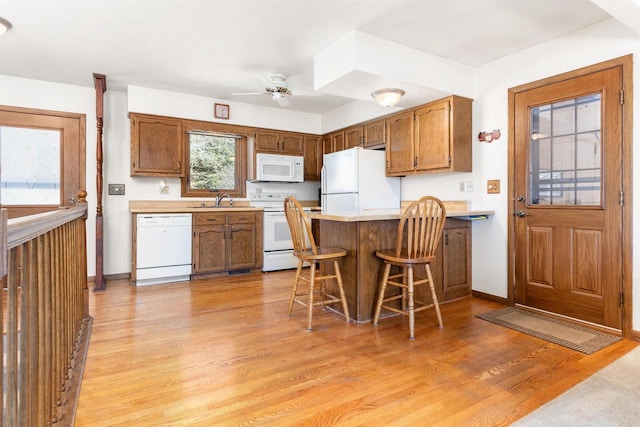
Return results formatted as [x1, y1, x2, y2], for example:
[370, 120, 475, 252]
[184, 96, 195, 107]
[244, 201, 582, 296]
[189, 134, 236, 190]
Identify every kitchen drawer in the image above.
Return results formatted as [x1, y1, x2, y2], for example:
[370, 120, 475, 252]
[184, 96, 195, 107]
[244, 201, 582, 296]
[194, 213, 226, 226]
[228, 212, 256, 224]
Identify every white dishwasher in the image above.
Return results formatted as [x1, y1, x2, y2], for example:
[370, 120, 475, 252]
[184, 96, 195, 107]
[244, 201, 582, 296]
[136, 213, 192, 286]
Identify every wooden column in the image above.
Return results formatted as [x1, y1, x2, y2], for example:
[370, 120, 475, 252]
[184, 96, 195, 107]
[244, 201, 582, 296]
[93, 73, 107, 291]
[0, 208, 6, 420]
[1, 209, 6, 277]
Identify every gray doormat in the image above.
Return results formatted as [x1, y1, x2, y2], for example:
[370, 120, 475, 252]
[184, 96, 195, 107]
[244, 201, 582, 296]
[476, 307, 622, 355]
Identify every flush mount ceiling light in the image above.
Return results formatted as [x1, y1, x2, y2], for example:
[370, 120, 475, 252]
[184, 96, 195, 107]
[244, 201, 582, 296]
[0, 17, 13, 36]
[371, 88, 405, 107]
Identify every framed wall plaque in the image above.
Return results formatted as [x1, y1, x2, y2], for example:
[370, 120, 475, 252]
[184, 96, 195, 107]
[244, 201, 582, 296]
[214, 103, 229, 119]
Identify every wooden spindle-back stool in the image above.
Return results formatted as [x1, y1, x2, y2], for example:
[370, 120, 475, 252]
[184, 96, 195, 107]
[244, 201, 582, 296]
[284, 196, 350, 330]
[373, 196, 446, 339]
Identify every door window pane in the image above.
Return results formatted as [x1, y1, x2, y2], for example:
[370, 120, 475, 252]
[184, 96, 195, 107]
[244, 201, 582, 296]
[529, 94, 601, 206]
[0, 126, 61, 205]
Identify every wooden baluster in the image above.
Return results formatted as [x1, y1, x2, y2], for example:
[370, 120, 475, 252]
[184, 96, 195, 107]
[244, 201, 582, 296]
[6, 247, 19, 425]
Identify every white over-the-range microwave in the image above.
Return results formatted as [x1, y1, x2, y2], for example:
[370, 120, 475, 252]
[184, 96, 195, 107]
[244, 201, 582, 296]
[254, 153, 304, 182]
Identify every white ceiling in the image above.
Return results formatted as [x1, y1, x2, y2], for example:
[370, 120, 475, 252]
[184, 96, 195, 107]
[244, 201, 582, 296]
[0, 0, 635, 114]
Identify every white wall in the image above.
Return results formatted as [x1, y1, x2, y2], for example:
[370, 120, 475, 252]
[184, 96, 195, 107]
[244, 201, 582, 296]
[102, 86, 325, 275]
[128, 86, 321, 133]
[475, 19, 640, 328]
[0, 75, 98, 276]
[0, 78, 323, 277]
[403, 18, 640, 328]
[2, 17, 639, 329]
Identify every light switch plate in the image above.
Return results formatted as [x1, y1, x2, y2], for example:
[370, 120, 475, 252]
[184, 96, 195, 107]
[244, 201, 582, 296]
[108, 183, 125, 195]
[487, 179, 500, 194]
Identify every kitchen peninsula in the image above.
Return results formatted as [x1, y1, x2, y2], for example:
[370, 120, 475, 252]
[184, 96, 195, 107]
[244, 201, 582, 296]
[307, 203, 494, 323]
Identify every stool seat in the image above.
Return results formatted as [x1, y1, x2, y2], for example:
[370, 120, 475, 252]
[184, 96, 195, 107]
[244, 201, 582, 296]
[375, 248, 435, 265]
[284, 197, 350, 330]
[373, 196, 446, 340]
[294, 247, 347, 261]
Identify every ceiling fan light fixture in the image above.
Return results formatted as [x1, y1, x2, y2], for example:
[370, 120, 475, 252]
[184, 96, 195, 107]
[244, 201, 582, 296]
[371, 88, 405, 107]
[0, 16, 13, 35]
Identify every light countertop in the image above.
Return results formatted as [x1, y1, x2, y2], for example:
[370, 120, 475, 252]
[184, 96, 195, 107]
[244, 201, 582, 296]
[306, 208, 494, 222]
[129, 200, 262, 213]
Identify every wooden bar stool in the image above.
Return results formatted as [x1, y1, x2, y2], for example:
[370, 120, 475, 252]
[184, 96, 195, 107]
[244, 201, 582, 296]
[373, 196, 446, 339]
[284, 196, 350, 330]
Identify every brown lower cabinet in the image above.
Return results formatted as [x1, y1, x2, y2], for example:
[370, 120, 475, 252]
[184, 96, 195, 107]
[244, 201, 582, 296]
[192, 211, 263, 275]
[427, 218, 471, 303]
[315, 217, 471, 322]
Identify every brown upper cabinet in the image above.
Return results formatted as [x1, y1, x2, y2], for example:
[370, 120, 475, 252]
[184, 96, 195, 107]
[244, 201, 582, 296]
[344, 125, 364, 149]
[321, 134, 332, 156]
[363, 118, 386, 148]
[385, 110, 415, 175]
[255, 130, 304, 155]
[303, 135, 322, 181]
[130, 113, 184, 176]
[322, 130, 345, 156]
[386, 95, 472, 176]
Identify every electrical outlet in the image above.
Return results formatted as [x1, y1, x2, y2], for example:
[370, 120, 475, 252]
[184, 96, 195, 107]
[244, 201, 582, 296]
[466, 181, 474, 192]
[487, 179, 501, 194]
[459, 181, 465, 192]
[159, 185, 170, 194]
[108, 184, 125, 195]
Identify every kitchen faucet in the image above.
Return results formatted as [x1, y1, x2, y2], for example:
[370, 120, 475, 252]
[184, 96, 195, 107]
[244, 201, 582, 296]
[215, 193, 231, 207]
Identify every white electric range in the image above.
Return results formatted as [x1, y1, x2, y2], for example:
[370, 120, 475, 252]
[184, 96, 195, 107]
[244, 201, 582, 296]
[249, 192, 310, 272]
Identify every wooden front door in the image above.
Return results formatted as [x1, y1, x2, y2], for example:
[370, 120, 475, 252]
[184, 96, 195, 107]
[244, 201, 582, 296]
[0, 106, 85, 219]
[512, 66, 624, 328]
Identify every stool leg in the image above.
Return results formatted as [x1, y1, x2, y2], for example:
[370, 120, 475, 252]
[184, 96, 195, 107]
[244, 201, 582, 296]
[373, 263, 391, 325]
[425, 263, 443, 328]
[288, 259, 304, 316]
[333, 260, 350, 322]
[402, 266, 408, 312]
[307, 261, 317, 330]
[407, 266, 415, 340]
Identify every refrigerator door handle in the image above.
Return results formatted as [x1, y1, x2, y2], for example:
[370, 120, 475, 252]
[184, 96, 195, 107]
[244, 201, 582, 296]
[320, 165, 326, 195]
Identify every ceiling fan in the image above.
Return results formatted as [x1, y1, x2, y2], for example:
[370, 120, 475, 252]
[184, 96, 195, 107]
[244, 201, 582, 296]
[232, 74, 320, 107]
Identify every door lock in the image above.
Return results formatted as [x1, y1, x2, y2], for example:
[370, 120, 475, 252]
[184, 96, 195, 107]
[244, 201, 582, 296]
[517, 195, 526, 202]
[514, 210, 529, 217]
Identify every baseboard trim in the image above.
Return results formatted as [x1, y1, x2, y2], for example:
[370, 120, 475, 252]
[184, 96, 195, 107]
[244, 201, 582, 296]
[88, 273, 131, 286]
[472, 290, 508, 305]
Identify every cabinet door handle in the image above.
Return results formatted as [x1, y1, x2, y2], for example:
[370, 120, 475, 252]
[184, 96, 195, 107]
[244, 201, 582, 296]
[445, 234, 449, 245]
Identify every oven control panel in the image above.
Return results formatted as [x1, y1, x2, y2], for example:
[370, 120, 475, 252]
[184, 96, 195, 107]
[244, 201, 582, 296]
[249, 192, 295, 211]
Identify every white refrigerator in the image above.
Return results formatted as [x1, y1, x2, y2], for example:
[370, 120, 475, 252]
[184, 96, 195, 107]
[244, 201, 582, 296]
[321, 147, 401, 213]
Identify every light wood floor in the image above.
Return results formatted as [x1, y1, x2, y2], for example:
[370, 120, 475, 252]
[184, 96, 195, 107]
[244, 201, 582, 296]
[75, 270, 637, 426]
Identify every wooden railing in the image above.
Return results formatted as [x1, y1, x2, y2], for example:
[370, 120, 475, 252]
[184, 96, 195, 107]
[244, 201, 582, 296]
[1, 204, 91, 426]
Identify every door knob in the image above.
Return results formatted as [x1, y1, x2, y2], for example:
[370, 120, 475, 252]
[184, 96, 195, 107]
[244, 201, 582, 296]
[514, 210, 529, 217]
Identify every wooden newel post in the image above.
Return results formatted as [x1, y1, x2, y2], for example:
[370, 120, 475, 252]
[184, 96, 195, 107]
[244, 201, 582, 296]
[0, 208, 6, 279]
[0, 208, 6, 419]
[93, 73, 107, 291]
